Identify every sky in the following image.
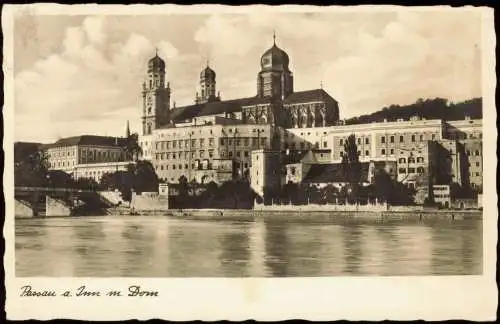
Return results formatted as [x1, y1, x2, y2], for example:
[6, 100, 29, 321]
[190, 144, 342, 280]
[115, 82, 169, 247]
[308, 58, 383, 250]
[13, 8, 482, 143]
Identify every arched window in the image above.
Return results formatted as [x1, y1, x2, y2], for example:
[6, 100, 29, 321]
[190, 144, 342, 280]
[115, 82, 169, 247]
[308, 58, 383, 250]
[399, 157, 406, 164]
[475, 150, 480, 156]
[417, 157, 424, 163]
[417, 167, 424, 173]
[408, 157, 415, 163]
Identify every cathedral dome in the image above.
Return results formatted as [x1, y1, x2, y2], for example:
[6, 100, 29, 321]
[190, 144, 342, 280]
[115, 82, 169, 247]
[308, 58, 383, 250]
[200, 65, 216, 80]
[260, 43, 290, 71]
[148, 54, 165, 73]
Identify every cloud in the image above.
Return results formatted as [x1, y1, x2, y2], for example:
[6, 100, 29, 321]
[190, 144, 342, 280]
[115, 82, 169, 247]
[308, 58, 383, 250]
[14, 10, 482, 143]
[192, 11, 481, 119]
[15, 16, 180, 143]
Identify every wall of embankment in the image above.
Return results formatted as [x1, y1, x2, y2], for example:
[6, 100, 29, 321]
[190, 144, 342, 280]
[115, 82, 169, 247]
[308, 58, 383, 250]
[165, 208, 482, 222]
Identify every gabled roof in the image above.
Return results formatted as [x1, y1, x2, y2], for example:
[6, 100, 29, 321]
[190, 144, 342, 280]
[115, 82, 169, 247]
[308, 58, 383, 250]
[170, 96, 272, 122]
[42, 135, 127, 149]
[284, 89, 336, 105]
[302, 162, 370, 184]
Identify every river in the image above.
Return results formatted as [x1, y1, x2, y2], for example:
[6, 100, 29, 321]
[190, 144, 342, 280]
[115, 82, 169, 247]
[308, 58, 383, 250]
[15, 215, 482, 277]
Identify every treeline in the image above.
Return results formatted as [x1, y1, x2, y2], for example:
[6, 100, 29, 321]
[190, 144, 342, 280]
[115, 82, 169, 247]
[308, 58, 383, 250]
[345, 97, 482, 125]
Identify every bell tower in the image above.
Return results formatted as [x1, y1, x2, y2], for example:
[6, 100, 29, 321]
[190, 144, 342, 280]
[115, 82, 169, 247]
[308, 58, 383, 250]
[142, 50, 171, 135]
[195, 60, 220, 104]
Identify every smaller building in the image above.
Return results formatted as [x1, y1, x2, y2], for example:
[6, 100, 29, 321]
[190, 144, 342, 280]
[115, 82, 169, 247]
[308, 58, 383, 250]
[73, 161, 130, 182]
[432, 184, 452, 208]
[250, 149, 282, 199]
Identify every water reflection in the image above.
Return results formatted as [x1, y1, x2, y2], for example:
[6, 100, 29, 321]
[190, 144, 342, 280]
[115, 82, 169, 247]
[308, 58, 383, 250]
[15, 216, 483, 277]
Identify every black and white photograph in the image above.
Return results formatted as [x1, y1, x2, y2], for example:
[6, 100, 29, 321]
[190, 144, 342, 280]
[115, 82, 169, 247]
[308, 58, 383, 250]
[3, 4, 497, 321]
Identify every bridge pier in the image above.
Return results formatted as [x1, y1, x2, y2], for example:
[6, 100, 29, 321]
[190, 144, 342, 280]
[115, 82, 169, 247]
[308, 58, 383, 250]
[46, 196, 72, 217]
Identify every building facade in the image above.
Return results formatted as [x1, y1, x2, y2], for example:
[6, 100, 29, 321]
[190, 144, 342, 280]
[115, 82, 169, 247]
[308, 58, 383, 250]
[151, 122, 275, 184]
[43, 135, 128, 180]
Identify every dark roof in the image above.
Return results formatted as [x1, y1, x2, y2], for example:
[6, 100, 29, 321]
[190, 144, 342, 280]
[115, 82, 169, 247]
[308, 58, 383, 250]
[168, 89, 337, 124]
[42, 135, 127, 149]
[302, 162, 370, 184]
[284, 89, 336, 105]
[169, 96, 272, 122]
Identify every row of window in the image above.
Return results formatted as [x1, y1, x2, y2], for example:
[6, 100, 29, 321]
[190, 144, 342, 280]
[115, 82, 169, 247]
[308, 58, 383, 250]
[380, 133, 436, 144]
[398, 167, 425, 174]
[466, 150, 481, 156]
[154, 137, 267, 151]
[154, 150, 252, 161]
[155, 162, 250, 171]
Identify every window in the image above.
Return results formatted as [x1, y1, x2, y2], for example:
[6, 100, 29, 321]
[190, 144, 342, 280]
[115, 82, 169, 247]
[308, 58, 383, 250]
[467, 150, 471, 156]
[390, 136, 394, 143]
[417, 167, 424, 173]
[236, 151, 241, 157]
[315, 142, 320, 149]
[340, 139, 343, 145]
[381, 149, 386, 155]
[419, 134, 424, 141]
[220, 138, 225, 145]
[200, 139, 205, 147]
[229, 151, 233, 157]
[475, 150, 480, 156]
[408, 167, 415, 174]
[390, 148, 394, 155]
[476, 162, 480, 167]
[179, 164, 182, 170]
[244, 138, 249, 146]
[173, 153, 176, 159]
[173, 165, 176, 170]
[399, 168, 406, 174]
[323, 141, 327, 148]
[431, 134, 436, 140]
[357, 138, 361, 145]
[173, 141, 177, 148]
[411, 135, 416, 142]
[381, 136, 386, 144]
[365, 138, 369, 144]
[200, 150, 205, 158]
[291, 167, 296, 176]
[417, 157, 424, 163]
[365, 150, 369, 156]
[209, 150, 214, 158]
[244, 151, 249, 157]
[399, 135, 404, 143]
[357, 151, 361, 156]
[408, 157, 415, 163]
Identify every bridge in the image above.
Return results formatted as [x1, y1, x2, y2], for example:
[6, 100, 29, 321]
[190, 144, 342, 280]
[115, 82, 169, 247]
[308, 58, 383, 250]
[15, 186, 116, 218]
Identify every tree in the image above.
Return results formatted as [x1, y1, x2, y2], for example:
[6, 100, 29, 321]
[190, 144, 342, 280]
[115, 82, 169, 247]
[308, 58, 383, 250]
[14, 142, 49, 187]
[75, 177, 100, 190]
[341, 134, 362, 202]
[320, 184, 338, 204]
[372, 169, 393, 203]
[46, 170, 76, 188]
[129, 161, 158, 193]
[124, 133, 142, 161]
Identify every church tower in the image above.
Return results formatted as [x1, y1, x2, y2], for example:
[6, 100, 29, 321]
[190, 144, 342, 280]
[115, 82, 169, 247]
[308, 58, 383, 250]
[195, 61, 220, 104]
[257, 32, 294, 100]
[141, 51, 171, 135]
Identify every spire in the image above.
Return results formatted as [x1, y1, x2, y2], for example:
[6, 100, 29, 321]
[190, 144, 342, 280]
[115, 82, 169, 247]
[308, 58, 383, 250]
[126, 120, 131, 138]
[320, 80, 323, 89]
[155, 46, 158, 56]
[273, 29, 276, 45]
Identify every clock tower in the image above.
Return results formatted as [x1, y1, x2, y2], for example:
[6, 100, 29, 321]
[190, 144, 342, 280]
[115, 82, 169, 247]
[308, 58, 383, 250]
[257, 33, 293, 99]
[142, 51, 171, 135]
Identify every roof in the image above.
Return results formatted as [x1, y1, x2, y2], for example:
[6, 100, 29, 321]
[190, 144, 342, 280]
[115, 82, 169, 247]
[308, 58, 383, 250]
[302, 162, 370, 184]
[284, 89, 336, 105]
[42, 135, 128, 149]
[168, 88, 337, 124]
[169, 96, 272, 123]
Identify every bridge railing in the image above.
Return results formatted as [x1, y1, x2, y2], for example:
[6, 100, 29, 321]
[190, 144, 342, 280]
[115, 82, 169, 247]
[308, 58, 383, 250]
[15, 186, 95, 193]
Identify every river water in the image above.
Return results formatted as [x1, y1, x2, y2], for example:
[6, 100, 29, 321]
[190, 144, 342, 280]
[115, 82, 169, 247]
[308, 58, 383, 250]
[15, 215, 482, 277]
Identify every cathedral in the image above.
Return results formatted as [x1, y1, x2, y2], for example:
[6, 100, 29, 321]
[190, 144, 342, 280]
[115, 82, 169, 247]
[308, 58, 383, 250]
[140, 35, 340, 136]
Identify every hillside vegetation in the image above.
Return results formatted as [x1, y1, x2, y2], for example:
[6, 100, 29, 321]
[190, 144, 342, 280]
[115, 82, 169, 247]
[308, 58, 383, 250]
[345, 97, 482, 125]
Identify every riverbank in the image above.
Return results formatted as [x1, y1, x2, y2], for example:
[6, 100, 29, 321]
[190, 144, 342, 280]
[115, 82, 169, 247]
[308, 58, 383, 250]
[161, 208, 482, 222]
